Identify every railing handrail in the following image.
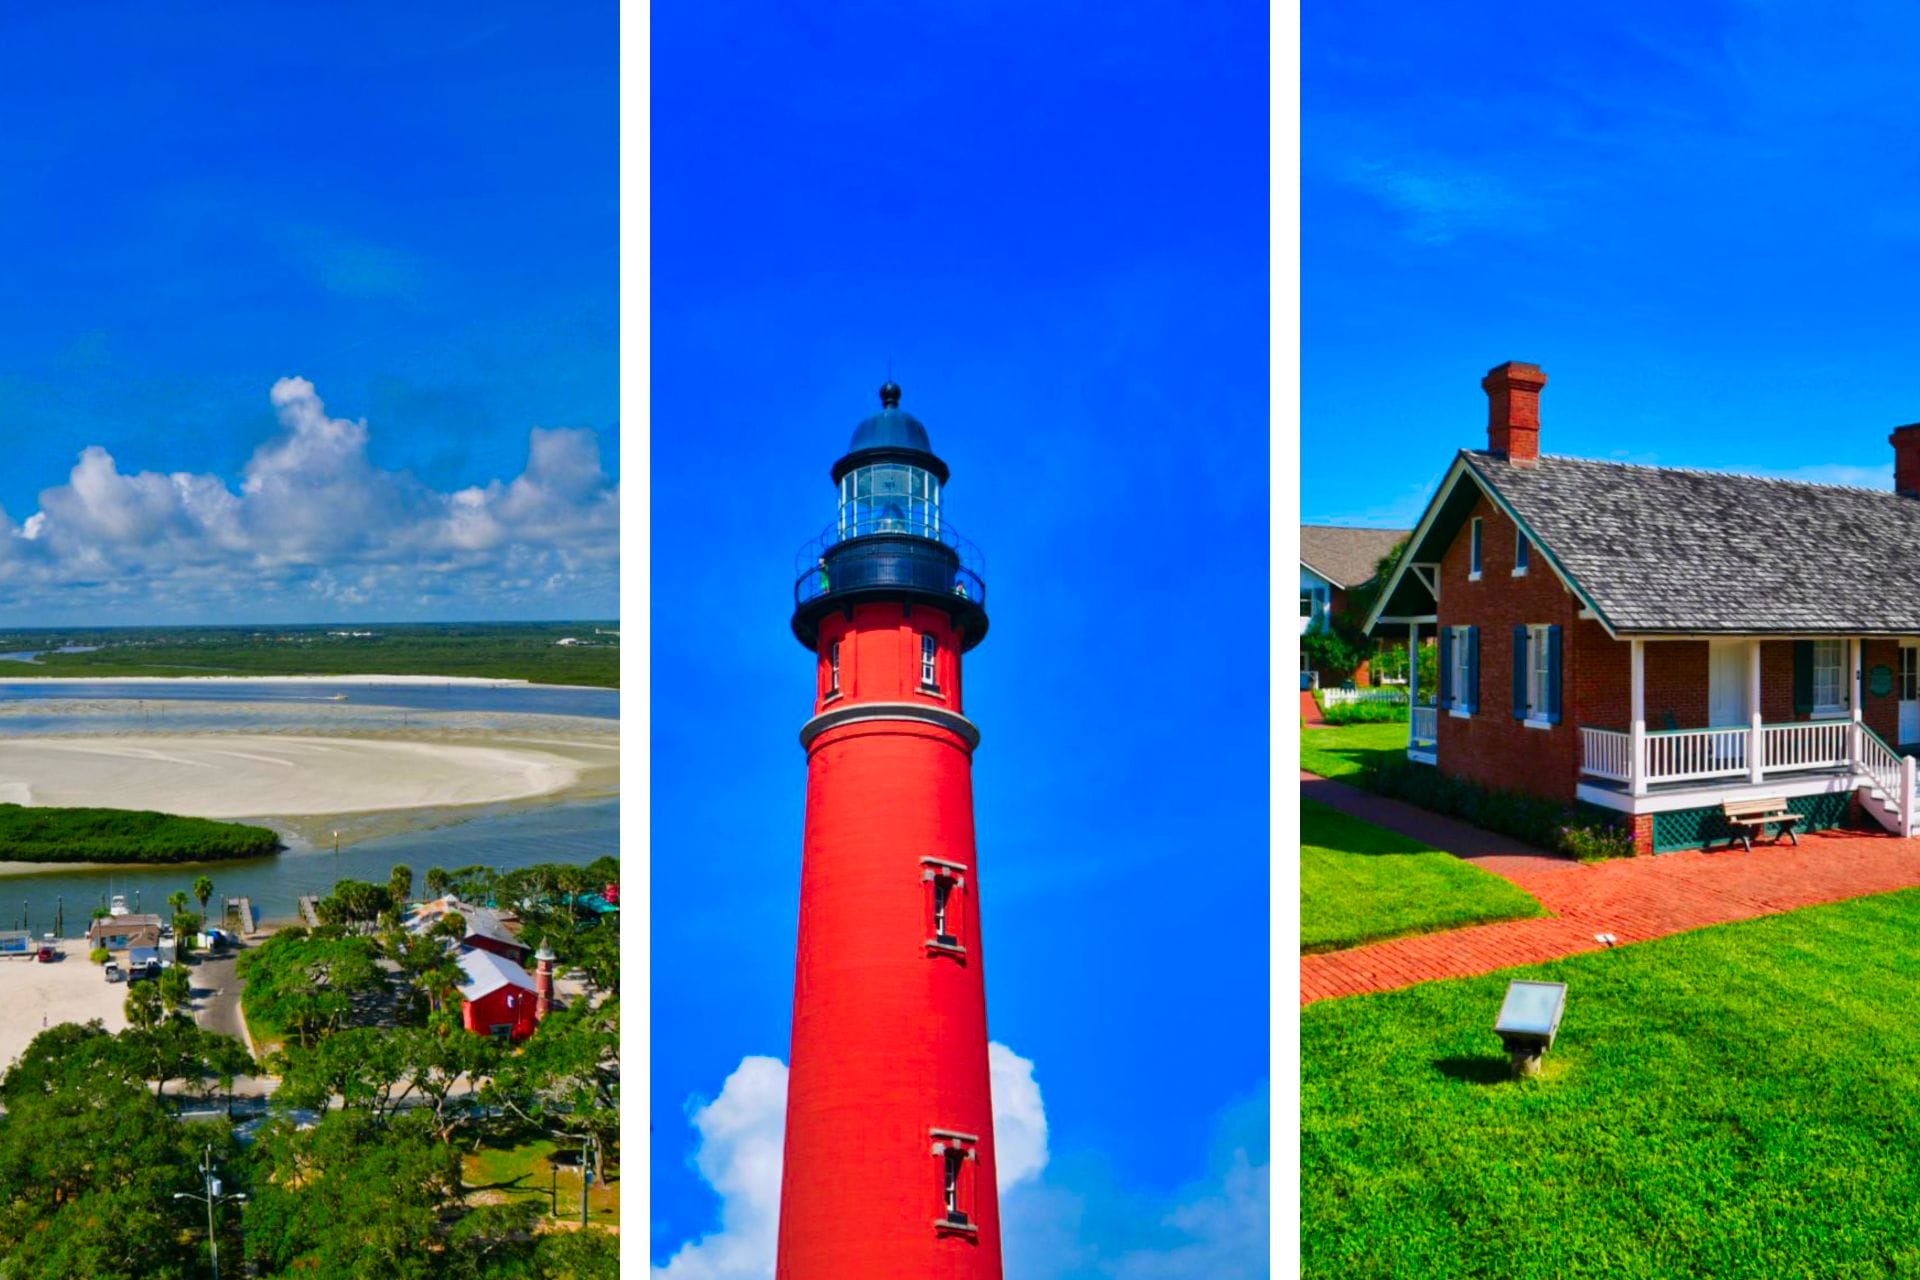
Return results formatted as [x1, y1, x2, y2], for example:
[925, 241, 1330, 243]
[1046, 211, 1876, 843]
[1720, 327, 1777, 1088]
[794, 515, 986, 577]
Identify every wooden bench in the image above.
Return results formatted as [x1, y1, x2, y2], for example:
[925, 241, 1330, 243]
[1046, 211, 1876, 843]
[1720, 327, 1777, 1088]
[1721, 798, 1802, 852]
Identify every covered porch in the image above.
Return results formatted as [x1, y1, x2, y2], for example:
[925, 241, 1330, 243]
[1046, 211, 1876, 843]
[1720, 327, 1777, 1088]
[1576, 636, 1918, 836]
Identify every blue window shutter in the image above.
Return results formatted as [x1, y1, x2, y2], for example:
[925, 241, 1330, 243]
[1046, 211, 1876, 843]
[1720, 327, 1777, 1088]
[1438, 627, 1453, 710]
[1546, 625, 1563, 724]
[1466, 627, 1480, 714]
[1512, 626, 1529, 720]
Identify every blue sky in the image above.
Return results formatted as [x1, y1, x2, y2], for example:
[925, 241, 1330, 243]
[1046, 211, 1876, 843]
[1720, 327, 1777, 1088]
[0, 4, 616, 623]
[650, 2, 1268, 1277]
[1305, 1, 1920, 529]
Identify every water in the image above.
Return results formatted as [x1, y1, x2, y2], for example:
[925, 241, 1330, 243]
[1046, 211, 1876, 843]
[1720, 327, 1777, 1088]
[0, 679, 619, 935]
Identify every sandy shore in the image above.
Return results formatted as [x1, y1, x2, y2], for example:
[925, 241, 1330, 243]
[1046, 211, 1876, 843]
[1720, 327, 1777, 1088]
[0, 950, 128, 1067]
[0, 732, 615, 821]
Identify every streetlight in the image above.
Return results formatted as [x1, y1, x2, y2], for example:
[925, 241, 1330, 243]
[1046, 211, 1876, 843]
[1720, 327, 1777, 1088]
[174, 1144, 246, 1280]
[1494, 979, 1568, 1079]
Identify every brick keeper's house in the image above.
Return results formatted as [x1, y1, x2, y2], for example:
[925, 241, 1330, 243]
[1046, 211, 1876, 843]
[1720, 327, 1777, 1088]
[1365, 361, 1920, 857]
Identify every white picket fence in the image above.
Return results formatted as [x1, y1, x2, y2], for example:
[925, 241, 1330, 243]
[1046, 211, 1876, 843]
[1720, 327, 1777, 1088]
[1320, 689, 1410, 708]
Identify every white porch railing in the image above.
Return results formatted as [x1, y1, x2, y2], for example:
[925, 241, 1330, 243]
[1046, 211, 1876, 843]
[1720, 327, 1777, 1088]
[1644, 726, 1750, 783]
[1411, 704, 1437, 745]
[1760, 720, 1851, 772]
[1580, 719, 1872, 790]
[1579, 727, 1631, 781]
[1859, 724, 1904, 808]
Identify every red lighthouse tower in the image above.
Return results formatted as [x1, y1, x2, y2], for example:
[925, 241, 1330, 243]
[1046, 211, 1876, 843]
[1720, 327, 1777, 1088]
[776, 382, 999, 1279]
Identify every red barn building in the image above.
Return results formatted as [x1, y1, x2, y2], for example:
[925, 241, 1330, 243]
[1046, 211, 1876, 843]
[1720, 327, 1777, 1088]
[457, 947, 542, 1041]
[1367, 360, 1920, 855]
[776, 383, 1002, 1279]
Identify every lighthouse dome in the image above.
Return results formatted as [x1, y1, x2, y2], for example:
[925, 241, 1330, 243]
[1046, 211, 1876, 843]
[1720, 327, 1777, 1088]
[847, 381, 932, 454]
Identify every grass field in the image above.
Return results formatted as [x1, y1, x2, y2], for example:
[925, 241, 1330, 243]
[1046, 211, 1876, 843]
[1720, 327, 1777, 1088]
[0, 804, 280, 863]
[1301, 720, 1407, 781]
[1301, 800, 1545, 952]
[465, 1135, 619, 1227]
[0, 622, 618, 688]
[1303, 888, 1920, 1278]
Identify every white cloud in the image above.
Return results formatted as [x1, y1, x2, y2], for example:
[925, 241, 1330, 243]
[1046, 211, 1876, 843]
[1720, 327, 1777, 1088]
[656, 1043, 1051, 1280]
[0, 377, 617, 620]
[991, 1041, 1050, 1191]
[654, 1056, 790, 1280]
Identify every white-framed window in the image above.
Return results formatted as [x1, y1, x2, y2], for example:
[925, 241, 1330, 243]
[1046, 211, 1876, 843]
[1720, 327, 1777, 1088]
[1902, 646, 1919, 701]
[1526, 624, 1551, 723]
[1513, 530, 1529, 576]
[1450, 625, 1472, 715]
[1813, 639, 1847, 714]
[1300, 590, 1315, 619]
[1469, 518, 1483, 579]
[827, 641, 841, 695]
[920, 633, 940, 691]
[930, 1129, 980, 1231]
[922, 857, 967, 955]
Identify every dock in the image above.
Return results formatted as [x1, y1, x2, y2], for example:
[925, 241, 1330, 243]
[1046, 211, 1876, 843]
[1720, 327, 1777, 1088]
[295, 895, 321, 929]
[224, 896, 261, 938]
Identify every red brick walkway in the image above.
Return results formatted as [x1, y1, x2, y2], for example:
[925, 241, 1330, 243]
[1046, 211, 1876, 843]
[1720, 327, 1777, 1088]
[1300, 690, 1327, 726]
[1301, 771, 1920, 1004]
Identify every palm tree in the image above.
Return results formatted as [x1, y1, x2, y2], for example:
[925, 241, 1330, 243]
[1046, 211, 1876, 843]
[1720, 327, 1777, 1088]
[389, 864, 413, 909]
[192, 875, 213, 919]
[167, 890, 189, 920]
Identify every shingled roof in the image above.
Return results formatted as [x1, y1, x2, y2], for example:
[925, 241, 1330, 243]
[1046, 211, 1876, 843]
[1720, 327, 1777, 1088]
[1461, 450, 1920, 634]
[1300, 525, 1408, 588]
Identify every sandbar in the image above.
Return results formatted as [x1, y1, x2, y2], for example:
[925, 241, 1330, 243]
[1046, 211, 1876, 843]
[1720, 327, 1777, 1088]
[0, 733, 606, 821]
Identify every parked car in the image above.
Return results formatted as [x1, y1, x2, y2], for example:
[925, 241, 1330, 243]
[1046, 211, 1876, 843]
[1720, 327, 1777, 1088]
[103, 961, 124, 983]
[33, 946, 56, 963]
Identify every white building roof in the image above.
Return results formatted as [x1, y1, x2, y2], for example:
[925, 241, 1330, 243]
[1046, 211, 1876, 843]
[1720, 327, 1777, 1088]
[456, 946, 538, 1002]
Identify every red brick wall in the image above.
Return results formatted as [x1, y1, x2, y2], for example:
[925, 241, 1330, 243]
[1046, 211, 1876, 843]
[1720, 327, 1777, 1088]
[1435, 485, 1910, 807]
[1434, 492, 1583, 802]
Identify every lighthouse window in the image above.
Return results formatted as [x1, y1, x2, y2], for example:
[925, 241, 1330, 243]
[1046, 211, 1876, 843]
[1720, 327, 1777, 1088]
[932, 878, 954, 945]
[942, 1148, 966, 1223]
[922, 857, 967, 955]
[930, 1129, 979, 1232]
[841, 464, 941, 540]
[921, 634, 940, 691]
[827, 641, 841, 695]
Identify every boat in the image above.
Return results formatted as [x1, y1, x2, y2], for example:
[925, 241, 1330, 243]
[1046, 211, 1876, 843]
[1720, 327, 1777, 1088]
[327, 693, 349, 702]
[108, 894, 128, 917]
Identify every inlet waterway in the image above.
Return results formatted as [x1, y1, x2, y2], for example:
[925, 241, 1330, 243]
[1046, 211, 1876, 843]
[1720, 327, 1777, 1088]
[0, 679, 618, 936]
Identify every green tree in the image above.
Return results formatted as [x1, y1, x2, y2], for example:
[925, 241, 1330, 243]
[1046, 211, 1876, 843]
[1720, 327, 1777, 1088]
[167, 889, 189, 921]
[388, 863, 413, 907]
[488, 994, 619, 1183]
[157, 962, 193, 1015]
[424, 866, 451, 898]
[124, 980, 161, 1031]
[192, 874, 214, 920]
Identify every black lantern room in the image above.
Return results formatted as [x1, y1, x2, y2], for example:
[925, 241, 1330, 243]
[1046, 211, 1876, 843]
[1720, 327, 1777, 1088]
[791, 383, 989, 651]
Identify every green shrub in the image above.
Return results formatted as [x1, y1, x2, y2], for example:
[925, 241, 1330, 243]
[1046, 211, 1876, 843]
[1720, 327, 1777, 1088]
[1364, 758, 1634, 860]
[89, 947, 109, 965]
[1320, 699, 1409, 726]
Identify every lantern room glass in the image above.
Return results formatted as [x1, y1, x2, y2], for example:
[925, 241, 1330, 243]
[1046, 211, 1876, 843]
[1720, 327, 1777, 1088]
[839, 463, 940, 540]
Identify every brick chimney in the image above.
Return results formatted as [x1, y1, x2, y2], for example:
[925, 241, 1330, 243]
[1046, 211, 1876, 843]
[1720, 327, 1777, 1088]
[1893, 424, 1920, 498]
[1483, 361, 1548, 465]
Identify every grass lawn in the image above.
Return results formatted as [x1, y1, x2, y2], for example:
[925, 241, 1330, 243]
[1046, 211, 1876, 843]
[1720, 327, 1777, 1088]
[1300, 721, 1407, 781]
[1301, 800, 1545, 952]
[1303, 888, 1920, 1278]
[465, 1135, 620, 1228]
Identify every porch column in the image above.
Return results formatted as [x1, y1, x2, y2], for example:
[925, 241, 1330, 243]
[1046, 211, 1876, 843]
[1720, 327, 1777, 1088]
[1749, 639, 1764, 784]
[1407, 622, 1419, 750]
[1852, 637, 1865, 770]
[1630, 638, 1647, 797]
